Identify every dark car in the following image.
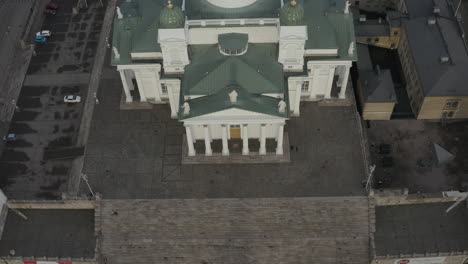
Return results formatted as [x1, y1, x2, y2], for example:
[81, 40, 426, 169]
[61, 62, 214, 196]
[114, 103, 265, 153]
[44, 9, 56, 16]
[46, 2, 59, 9]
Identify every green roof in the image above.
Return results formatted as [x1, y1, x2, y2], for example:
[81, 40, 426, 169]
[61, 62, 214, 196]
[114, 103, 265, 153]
[159, 3, 185, 28]
[180, 44, 288, 120]
[179, 85, 289, 120]
[279, 0, 305, 26]
[185, 0, 280, 20]
[183, 44, 284, 96]
[111, 0, 357, 65]
[112, 0, 182, 65]
[301, 0, 357, 61]
[218, 33, 248, 51]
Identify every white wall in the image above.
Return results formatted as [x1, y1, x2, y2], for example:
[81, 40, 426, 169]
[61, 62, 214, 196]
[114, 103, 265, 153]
[134, 68, 160, 100]
[190, 122, 281, 140]
[188, 26, 278, 44]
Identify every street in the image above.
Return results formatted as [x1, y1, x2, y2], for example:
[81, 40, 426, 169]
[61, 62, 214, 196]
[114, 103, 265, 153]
[0, 0, 108, 199]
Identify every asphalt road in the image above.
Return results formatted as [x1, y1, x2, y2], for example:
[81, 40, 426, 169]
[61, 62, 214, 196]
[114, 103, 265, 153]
[0, 0, 108, 200]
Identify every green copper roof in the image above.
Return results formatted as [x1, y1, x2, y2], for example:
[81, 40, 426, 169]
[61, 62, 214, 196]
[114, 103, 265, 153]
[179, 85, 289, 120]
[185, 0, 280, 19]
[183, 44, 284, 96]
[111, 0, 357, 65]
[112, 0, 184, 65]
[218, 33, 248, 51]
[302, 0, 357, 61]
[159, 3, 185, 28]
[180, 43, 288, 120]
[279, 0, 305, 26]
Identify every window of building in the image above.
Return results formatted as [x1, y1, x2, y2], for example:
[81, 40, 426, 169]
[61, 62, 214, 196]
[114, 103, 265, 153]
[301, 81, 310, 92]
[161, 83, 168, 95]
[444, 100, 460, 110]
[393, 31, 398, 36]
[374, 38, 380, 42]
[442, 111, 455, 119]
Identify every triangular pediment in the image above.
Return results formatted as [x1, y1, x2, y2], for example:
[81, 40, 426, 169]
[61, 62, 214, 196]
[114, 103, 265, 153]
[183, 108, 284, 121]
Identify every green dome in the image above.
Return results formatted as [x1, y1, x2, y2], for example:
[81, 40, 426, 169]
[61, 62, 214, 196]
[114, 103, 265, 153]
[159, 2, 185, 29]
[279, 0, 304, 26]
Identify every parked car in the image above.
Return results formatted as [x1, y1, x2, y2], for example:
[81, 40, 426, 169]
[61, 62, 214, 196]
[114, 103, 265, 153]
[46, 2, 59, 9]
[64, 95, 81, 103]
[35, 35, 47, 43]
[3, 134, 16, 141]
[44, 9, 56, 16]
[36, 30, 52, 37]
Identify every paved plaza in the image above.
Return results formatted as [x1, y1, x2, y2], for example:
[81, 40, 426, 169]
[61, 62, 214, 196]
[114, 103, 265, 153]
[100, 197, 370, 264]
[81, 68, 367, 199]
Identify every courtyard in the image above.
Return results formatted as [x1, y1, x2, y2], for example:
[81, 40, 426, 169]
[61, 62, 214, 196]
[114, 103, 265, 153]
[367, 120, 468, 193]
[81, 68, 367, 199]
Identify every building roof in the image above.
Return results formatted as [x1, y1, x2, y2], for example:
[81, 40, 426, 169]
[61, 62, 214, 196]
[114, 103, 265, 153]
[374, 202, 468, 257]
[185, 0, 280, 20]
[180, 44, 288, 119]
[159, 1, 185, 28]
[179, 86, 289, 120]
[302, 0, 357, 61]
[183, 44, 284, 96]
[357, 44, 397, 103]
[218, 33, 248, 51]
[356, 23, 390, 37]
[101, 197, 370, 264]
[111, 0, 357, 65]
[403, 0, 468, 96]
[112, 0, 181, 65]
[279, 0, 305, 26]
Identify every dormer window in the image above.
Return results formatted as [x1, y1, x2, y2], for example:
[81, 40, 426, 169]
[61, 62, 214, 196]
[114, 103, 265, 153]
[218, 33, 249, 56]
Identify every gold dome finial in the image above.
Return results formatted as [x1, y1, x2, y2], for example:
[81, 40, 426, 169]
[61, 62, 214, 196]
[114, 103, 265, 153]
[291, 0, 297, 6]
[167, 0, 173, 8]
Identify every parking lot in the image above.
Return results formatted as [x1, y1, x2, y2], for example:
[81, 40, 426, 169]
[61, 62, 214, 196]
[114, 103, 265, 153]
[27, 0, 104, 75]
[0, 0, 107, 199]
[367, 120, 468, 193]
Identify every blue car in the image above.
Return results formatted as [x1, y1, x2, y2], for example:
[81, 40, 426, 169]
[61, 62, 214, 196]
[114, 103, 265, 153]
[35, 35, 47, 43]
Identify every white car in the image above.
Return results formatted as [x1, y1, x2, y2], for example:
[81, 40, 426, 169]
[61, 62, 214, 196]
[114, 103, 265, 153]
[36, 30, 52, 37]
[64, 95, 81, 103]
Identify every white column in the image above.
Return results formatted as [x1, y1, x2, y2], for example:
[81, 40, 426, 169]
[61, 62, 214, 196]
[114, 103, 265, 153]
[259, 124, 266, 155]
[185, 125, 195, 156]
[166, 83, 177, 118]
[119, 70, 133, 103]
[222, 125, 229, 156]
[154, 80, 162, 102]
[134, 70, 147, 102]
[339, 66, 351, 99]
[124, 69, 135, 91]
[276, 124, 284, 155]
[204, 125, 212, 156]
[325, 66, 336, 99]
[309, 66, 320, 100]
[294, 80, 302, 115]
[242, 124, 249, 155]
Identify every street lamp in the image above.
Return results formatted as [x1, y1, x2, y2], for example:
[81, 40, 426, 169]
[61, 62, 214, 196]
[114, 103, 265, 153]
[81, 173, 95, 197]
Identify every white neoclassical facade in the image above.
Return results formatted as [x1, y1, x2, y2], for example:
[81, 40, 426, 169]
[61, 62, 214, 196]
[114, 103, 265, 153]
[111, 0, 357, 157]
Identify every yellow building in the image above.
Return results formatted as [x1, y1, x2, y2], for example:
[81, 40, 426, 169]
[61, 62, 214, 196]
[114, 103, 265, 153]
[397, 0, 468, 120]
[355, 12, 401, 50]
[356, 44, 397, 120]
